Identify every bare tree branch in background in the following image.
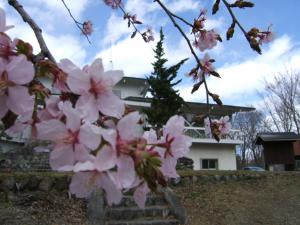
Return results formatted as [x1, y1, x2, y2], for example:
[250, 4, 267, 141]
[260, 70, 300, 135]
[232, 110, 265, 167]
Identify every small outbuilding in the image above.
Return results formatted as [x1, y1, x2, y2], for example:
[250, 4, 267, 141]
[255, 132, 300, 171]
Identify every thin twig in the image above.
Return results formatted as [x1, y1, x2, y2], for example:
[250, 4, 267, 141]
[60, 0, 91, 44]
[8, 0, 56, 63]
[118, 6, 144, 37]
[169, 12, 193, 28]
[221, 0, 250, 42]
[154, 0, 211, 116]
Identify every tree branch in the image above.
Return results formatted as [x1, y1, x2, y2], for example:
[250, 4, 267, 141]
[8, 0, 56, 63]
[154, 0, 211, 116]
[60, 0, 91, 44]
[221, 0, 250, 42]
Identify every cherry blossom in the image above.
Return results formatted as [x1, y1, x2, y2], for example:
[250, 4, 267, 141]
[82, 21, 93, 35]
[204, 116, 231, 140]
[70, 170, 122, 205]
[193, 29, 219, 52]
[59, 58, 125, 122]
[158, 115, 192, 178]
[0, 55, 34, 119]
[98, 111, 143, 188]
[133, 182, 150, 208]
[36, 102, 101, 170]
[103, 0, 122, 9]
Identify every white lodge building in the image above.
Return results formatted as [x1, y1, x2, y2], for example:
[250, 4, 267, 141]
[116, 77, 254, 171]
[0, 76, 253, 171]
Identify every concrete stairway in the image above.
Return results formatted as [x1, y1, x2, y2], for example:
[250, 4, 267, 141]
[105, 192, 181, 225]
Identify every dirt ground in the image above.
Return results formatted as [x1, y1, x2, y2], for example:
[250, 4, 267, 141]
[173, 172, 300, 225]
[1, 172, 300, 225]
[0, 191, 87, 225]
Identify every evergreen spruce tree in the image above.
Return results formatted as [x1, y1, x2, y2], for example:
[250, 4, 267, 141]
[144, 28, 188, 129]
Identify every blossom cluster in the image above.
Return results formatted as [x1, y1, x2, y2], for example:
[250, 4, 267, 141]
[192, 10, 221, 52]
[204, 116, 231, 141]
[0, 7, 192, 208]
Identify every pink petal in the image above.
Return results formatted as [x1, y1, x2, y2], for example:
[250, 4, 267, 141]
[143, 129, 157, 144]
[5, 120, 28, 135]
[171, 135, 192, 158]
[76, 94, 99, 122]
[161, 157, 179, 179]
[74, 143, 93, 163]
[116, 154, 135, 188]
[73, 160, 96, 172]
[50, 143, 75, 171]
[99, 173, 122, 205]
[133, 183, 150, 208]
[79, 124, 101, 150]
[70, 172, 96, 198]
[58, 58, 79, 74]
[164, 115, 185, 137]
[88, 58, 104, 83]
[36, 119, 68, 141]
[67, 69, 90, 95]
[7, 86, 33, 117]
[97, 91, 125, 119]
[117, 111, 142, 140]
[100, 128, 117, 148]
[6, 55, 34, 84]
[94, 145, 117, 171]
[103, 70, 124, 86]
[0, 95, 8, 119]
[62, 102, 81, 132]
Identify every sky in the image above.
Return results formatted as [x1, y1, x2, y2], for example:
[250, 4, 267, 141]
[1, 0, 300, 108]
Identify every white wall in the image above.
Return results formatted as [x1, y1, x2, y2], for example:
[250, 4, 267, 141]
[187, 143, 237, 170]
[114, 83, 146, 99]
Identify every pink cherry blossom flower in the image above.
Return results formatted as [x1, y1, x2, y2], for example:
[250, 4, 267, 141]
[0, 55, 34, 119]
[82, 21, 93, 35]
[37, 96, 63, 121]
[204, 116, 231, 139]
[97, 112, 143, 188]
[201, 53, 214, 74]
[158, 115, 192, 178]
[59, 58, 125, 122]
[193, 29, 219, 52]
[219, 116, 231, 134]
[258, 31, 275, 44]
[133, 182, 150, 208]
[103, 0, 122, 9]
[0, 34, 18, 60]
[0, 8, 14, 32]
[70, 170, 122, 205]
[36, 103, 101, 171]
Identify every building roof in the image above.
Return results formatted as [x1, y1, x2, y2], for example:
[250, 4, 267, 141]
[124, 96, 255, 116]
[255, 132, 300, 145]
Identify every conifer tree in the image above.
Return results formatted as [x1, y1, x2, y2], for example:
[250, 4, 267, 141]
[144, 28, 188, 129]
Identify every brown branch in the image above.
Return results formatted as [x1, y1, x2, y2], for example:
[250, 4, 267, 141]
[118, 6, 144, 38]
[154, 0, 211, 115]
[221, 0, 250, 42]
[8, 0, 56, 63]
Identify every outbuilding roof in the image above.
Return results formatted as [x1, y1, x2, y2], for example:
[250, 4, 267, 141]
[255, 132, 300, 145]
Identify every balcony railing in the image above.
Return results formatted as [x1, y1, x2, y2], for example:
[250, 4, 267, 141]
[184, 126, 242, 142]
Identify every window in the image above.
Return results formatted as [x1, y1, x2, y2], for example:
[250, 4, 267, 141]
[201, 159, 218, 170]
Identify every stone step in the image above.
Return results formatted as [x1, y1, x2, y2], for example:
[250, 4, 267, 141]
[106, 206, 173, 221]
[117, 195, 167, 207]
[106, 218, 179, 225]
